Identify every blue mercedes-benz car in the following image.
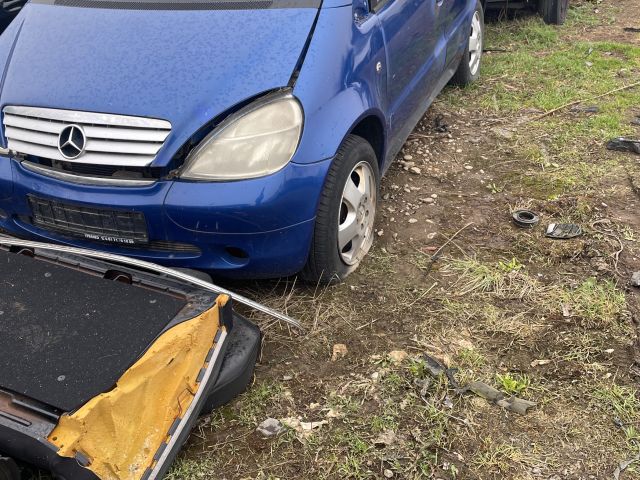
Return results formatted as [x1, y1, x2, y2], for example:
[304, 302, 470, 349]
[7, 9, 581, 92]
[0, 0, 484, 283]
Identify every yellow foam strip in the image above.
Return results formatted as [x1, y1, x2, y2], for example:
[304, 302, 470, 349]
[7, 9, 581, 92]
[49, 296, 228, 480]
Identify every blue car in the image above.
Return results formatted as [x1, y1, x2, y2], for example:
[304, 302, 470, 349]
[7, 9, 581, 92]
[0, 0, 484, 283]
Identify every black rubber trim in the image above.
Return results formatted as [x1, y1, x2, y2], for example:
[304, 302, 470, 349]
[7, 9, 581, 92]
[202, 313, 261, 412]
[512, 210, 540, 228]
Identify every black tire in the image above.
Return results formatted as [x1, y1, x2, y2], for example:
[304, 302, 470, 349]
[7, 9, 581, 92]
[0, 458, 20, 480]
[539, 0, 569, 25]
[301, 135, 380, 284]
[450, 0, 484, 87]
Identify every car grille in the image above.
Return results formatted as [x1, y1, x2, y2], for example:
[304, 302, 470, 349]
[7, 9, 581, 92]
[3, 106, 171, 167]
[28, 196, 149, 245]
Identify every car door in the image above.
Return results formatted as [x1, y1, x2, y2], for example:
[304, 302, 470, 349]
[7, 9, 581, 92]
[372, 0, 446, 159]
[442, 0, 471, 66]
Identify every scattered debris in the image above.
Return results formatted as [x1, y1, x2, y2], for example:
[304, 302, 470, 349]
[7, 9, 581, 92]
[373, 430, 397, 448]
[256, 418, 285, 438]
[331, 344, 348, 362]
[461, 381, 537, 415]
[422, 354, 460, 389]
[570, 105, 600, 113]
[421, 354, 536, 415]
[631, 271, 640, 287]
[606, 137, 640, 155]
[433, 114, 449, 133]
[512, 210, 540, 228]
[280, 417, 328, 438]
[530, 359, 551, 367]
[613, 453, 640, 480]
[325, 408, 343, 419]
[388, 350, 409, 364]
[420, 222, 475, 275]
[545, 223, 583, 240]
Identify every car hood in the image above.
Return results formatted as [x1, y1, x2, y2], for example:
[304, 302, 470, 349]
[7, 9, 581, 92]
[0, 2, 318, 166]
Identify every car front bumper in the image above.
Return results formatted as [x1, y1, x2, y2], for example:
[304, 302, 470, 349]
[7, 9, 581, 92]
[0, 157, 332, 278]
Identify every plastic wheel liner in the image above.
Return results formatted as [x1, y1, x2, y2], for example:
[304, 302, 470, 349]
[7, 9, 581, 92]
[0, 246, 243, 480]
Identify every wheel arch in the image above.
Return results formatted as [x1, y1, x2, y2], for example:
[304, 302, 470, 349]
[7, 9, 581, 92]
[345, 112, 387, 171]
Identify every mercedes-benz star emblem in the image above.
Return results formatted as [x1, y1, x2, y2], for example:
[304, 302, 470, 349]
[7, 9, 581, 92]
[58, 124, 87, 160]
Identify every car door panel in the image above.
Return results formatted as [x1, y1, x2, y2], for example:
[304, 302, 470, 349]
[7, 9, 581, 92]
[443, 0, 471, 67]
[376, 0, 446, 166]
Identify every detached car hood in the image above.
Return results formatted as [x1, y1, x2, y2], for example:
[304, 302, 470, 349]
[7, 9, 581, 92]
[0, 2, 318, 166]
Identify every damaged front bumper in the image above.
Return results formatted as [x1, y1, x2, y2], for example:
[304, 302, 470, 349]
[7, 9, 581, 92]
[0, 246, 261, 480]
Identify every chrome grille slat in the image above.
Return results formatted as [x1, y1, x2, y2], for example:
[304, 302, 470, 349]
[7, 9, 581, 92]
[3, 106, 172, 167]
[4, 127, 59, 148]
[4, 114, 170, 142]
[8, 140, 156, 167]
[85, 139, 162, 155]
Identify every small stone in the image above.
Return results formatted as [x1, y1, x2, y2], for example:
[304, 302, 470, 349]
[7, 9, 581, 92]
[456, 149, 463, 153]
[256, 418, 284, 438]
[403, 154, 413, 161]
[409, 166, 422, 175]
[464, 165, 473, 170]
[384, 469, 394, 478]
[377, 230, 384, 237]
[408, 218, 418, 224]
[631, 271, 640, 287]
[431, 194, 438, 199]
[388, 350, 408, 364]
[282, 375, 293, 381]
[383, 193, 390, 200]
[604, 348, 615, 354]
[331, 344, 348, 362]
[530, 359, 551, 367]
[374, 430, 397, 448]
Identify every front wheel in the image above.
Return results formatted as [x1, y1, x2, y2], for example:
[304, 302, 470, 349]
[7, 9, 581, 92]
[450, 0, 484, 87]
[301, 135, 379, 284]
[539, 0, 569, 25]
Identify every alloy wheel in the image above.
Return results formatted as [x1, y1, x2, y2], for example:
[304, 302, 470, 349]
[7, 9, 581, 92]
[337, 161, 376, 266]
[469, 10, 483, 76]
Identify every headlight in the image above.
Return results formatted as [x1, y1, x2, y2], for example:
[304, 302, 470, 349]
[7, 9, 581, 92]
[180, 94, 303, 181]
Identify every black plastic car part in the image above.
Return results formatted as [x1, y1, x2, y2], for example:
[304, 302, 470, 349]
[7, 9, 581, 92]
[512, 210, 540, 228]
[0, 246, 259, 479]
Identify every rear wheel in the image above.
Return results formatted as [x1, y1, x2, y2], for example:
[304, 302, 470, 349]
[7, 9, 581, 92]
[539, 0, 569, 24]
[302, 135, 379, 284]
[450, 1, 484, 87]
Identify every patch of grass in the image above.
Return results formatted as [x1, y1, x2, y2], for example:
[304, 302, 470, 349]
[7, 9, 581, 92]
[496, 372, 531, 396]
[166, 457, 215, 480]
[594, 383, 640, 424]
[233, 381, 284, 426]
[446, 257, 547, 300]
[517, 159, 620, 198]
[456, 348, 486, 368]
[472, 439, 526, 473]
[563, 277, 626, 328]
[559, 329, 605, 363]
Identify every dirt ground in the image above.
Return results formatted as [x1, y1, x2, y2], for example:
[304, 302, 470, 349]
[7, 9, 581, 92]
[160, 1, 640, 479]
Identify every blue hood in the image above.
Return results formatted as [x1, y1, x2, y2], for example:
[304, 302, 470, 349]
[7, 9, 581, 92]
[0, 3, 318, 165]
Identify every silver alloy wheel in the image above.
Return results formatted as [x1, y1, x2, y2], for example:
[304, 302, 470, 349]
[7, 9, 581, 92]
[468, 10, 483, 76]
[338, 161, 376, 266]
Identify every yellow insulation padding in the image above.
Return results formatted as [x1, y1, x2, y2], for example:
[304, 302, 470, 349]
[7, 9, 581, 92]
[49, 296, 228, 480]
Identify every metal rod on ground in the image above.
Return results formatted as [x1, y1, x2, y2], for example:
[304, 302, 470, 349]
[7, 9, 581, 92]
[0, 236, 305, 332]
